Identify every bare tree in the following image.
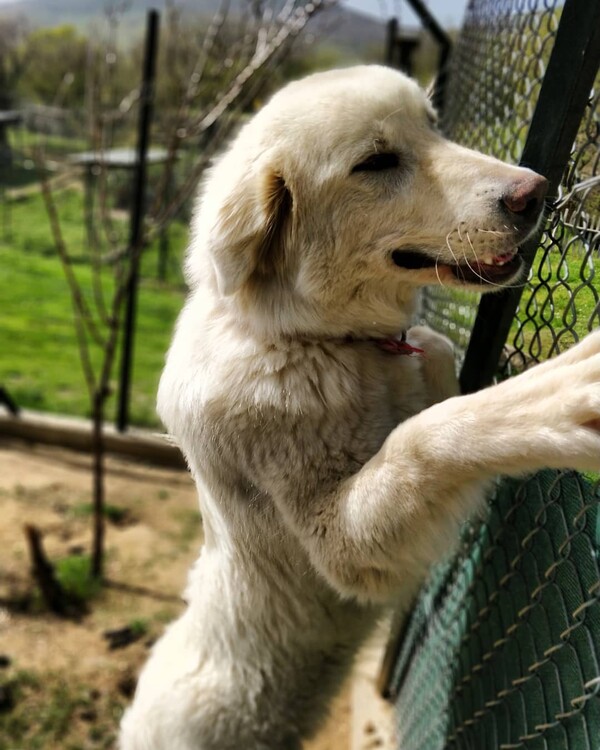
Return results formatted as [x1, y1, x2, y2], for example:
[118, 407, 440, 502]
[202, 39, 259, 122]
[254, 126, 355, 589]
[36, 0, 334, 582]
[0, 16, 29, 152]
[0, 17, 29, 108]
[149, 0, 335, 234]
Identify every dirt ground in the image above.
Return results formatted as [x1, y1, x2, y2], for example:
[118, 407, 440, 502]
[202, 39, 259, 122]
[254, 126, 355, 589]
[0, 440, 352, 750]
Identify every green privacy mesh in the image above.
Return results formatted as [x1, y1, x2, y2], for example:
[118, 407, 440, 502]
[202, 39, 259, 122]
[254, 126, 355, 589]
[389, 471, 600, 749]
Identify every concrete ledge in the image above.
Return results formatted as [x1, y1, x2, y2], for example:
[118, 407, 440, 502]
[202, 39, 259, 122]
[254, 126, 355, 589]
[0, 409, 187, 469]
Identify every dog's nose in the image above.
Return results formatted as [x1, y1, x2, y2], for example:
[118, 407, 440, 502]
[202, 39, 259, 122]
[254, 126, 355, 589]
[501, 174, 549, 219]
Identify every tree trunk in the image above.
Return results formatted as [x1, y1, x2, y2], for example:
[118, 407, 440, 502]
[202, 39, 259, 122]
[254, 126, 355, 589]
[24, 524, 84, 617]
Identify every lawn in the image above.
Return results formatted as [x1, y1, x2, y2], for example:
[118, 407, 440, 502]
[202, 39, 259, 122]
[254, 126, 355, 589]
[1, 186, 189, 428]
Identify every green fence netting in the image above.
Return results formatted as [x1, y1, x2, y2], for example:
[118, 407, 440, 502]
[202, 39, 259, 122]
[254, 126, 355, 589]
[389, 472, 600, 749]
[388, 0, 600, 747]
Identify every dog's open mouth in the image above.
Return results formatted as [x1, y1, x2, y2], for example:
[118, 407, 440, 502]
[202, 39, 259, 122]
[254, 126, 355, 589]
[391, 249, 523, 286]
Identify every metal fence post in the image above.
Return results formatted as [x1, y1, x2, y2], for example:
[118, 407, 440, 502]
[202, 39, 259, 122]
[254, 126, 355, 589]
[459, 0, 600, 394]
[386, 17, 399, 67]
[403, 0, 451, 113]
[116, 9, 160, 432]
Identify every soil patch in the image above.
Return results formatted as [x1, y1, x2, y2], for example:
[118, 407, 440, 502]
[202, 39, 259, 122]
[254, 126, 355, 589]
[0, 441, 350, 749]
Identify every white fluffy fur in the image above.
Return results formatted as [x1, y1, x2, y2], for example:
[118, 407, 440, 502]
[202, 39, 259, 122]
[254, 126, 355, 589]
[120, 66, 600, 750]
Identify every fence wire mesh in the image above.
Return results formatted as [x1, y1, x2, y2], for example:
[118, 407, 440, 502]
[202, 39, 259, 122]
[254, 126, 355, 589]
[420, 0, 600, 369]
[391, 1, 600, 748]
[390, 471, 600, 749]
[503, 82, 600, 374]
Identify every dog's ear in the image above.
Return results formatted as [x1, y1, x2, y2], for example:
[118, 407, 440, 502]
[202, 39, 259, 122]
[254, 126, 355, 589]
[208, 166, 293, 296]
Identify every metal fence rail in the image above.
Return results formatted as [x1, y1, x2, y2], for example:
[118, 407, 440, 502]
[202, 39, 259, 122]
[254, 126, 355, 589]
[387, 0, 600, 747]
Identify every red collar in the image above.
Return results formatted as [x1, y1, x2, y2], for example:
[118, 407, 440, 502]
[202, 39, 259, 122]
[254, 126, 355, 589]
[373, 331, 424, 356]
[338, 330, 424, 356]
[294, 331, 424, 356]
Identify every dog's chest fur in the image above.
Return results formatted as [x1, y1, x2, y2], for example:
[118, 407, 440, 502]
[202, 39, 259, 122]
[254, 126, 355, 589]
[161, 298, 428, 508]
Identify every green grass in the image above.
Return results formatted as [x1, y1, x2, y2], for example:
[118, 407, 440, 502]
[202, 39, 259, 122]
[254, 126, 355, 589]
[506, 236, 600, 361]
[127, 618, 149, 638]
[0, 669, 121, 750]
[71, 501, 130, 524]
[1, 187, 188, 427]
[18, 129, 89, 158]
[54, 554, 101, 602]
[172, 508, 202, 551]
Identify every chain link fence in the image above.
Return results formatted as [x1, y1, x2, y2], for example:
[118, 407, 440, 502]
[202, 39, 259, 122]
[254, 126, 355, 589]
[386, 0, 600, 747]
[421, 0, 600, 371]
[504, 83, 600, 375]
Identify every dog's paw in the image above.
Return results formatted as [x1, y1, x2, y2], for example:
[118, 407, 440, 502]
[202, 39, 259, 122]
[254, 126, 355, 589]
[407, 325, 454, 358]
[522, 329, 600, 379]
[492, 342, 600, 472]
[559, 329, 600, 362]
[407, 325, 459, 403]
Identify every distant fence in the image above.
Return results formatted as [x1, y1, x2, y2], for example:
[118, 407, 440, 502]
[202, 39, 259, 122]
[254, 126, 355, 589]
[383, 0, 600, 748]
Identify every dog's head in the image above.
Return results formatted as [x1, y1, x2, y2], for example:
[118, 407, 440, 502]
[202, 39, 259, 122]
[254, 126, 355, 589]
[187, 65, 547, 337]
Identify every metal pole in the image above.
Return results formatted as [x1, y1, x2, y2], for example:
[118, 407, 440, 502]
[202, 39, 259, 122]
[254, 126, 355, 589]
[403, 0, 452, 113]
[459, 0, 600, 394]
[0, 386, 19, 416]
[116, 9, 160, 432]
[386, 18, 399, 67]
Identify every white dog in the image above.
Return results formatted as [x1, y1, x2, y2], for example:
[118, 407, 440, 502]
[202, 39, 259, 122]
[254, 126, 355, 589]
[120, 66, 600, 749]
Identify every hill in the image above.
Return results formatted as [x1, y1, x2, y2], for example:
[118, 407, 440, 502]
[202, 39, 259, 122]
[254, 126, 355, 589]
[0, 0, 388, 57]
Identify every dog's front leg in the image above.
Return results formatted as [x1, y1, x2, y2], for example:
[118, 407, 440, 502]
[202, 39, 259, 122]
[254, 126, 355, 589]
[273, 331, 600, 604]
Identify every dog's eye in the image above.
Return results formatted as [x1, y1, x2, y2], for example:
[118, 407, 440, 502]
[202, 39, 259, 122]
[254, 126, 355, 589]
[352, 152, 400, 173]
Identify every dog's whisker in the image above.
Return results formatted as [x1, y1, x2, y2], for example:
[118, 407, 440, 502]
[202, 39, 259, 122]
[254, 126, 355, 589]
[445, 232, 461, 267]
[476, 228, 510, 236]
[458, 235, 500, 289]
[460, 247, 491, 287]
[461, 232, 525, 290]
[461, 236, 491, 285]
[446, 232, 522, 290]
[465, 231, 477, 259]
[435, 252, 447, 288]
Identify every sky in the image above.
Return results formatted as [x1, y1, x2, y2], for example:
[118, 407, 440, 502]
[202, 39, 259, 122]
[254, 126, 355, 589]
[0, 0, 470, 27]
[343, 0, 468, 27]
